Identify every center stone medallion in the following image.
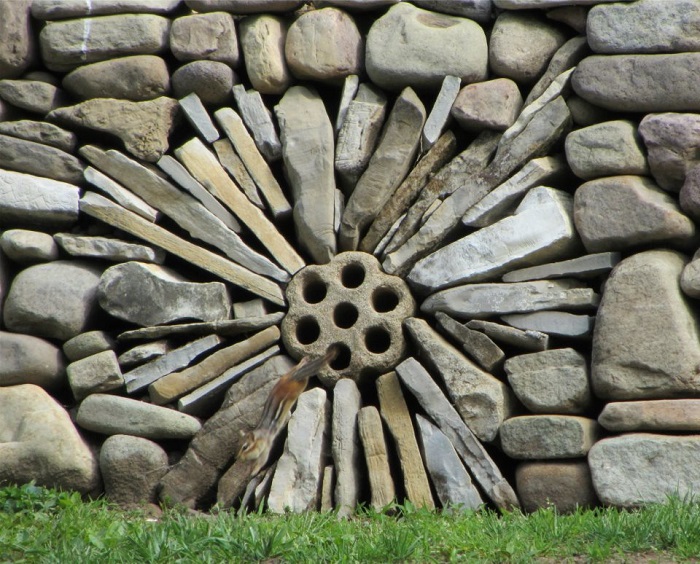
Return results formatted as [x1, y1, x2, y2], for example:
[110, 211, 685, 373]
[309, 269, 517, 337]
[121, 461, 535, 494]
[281, 251, 416, 386]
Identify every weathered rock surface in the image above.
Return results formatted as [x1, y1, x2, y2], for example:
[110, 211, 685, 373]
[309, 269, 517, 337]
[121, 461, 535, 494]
[0, 332, 65, 390]
[589, 434, 700, 507]
[67, 350, 124, 401]
[503, 311, 595, 338]
[100, 435, 169, 507]
[435, 312, 505, 373]
[0, 0, 35, 79]
[0, 229, 60, 264]
[0, 384, 100, 494]
[366, 3, 488, 91]
[599, 400, 700, 433]
[233, 85, 281, 162]
[238, 14, 290, 95]
[452, 78, 523, 132]
[170, 12, 239, 65]
[32, 0, 182, 19]
[0, 79, 65, 115]
[4, 260, 103, 341]
[172, 61, 235, 106]
[56, 234, 165, 264]
[0, 134, 83, 184]
[358, 405, 395, 510]
[592, 250, 700, 400]
[0, 120, 76, 152]
[516, 460, 598, 514]
[63, 330, 115, 362]
[500, 415, 599, 459]
[503, 252, 620, 283]
[331, 378, 362, 518]
[466, 319, 549, 352]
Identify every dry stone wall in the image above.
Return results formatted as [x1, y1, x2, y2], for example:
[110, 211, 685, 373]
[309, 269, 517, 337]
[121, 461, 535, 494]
[0, 0, 699, 514]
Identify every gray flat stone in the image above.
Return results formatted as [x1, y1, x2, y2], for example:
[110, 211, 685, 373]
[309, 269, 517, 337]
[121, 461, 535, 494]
[185, 0, 303, 12]
[434, 312, 505, 373]
[0, 134, 83, 184]
[33, 0, 182, 19]
[599, 400, 700, 433]
[503, 252, 621, 283]
[422, 76, 461, 150]
[178, 93, 220, 143]
[83, 166, 160, 223]
[0, 120, 76, 153]
[466, 319, 549, 351]
[502, 311, 595, 338]
[55, 234, 165, 263]
[500, 415, 599, 459]
[233, 85, 281, 162]
[335, 74, 359, 134]
[118, 341, 169, 368]
[67, 350, 124, 401]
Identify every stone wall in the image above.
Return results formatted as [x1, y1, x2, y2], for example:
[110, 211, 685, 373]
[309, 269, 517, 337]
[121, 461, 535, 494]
[1, 0, 699, 514]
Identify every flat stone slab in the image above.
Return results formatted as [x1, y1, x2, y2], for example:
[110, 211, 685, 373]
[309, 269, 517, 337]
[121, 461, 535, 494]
[589, 434, 700, 507]
[502, 311, 595, 338]
[500, 415, 599, 460]
[76, 393, 202, 439]
[435, 312, 505, 373]
[0, 120, 76, 152]
[32, 0, 182, 19]
[466, 319, 549, 352]
[599, 400, 700, 432]
[331, 378, 363, 518]
[358, 405, 395, 510]
[55, 234, 165, 264]
[503, 252, 621, 283]
[0, 134, 83, 184]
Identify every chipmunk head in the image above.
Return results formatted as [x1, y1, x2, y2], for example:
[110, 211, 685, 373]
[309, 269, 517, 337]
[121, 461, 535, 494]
[237, 429, 269, 461]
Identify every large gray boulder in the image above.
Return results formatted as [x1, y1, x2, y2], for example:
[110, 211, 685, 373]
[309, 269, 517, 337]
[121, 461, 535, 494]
[0, 331, 65, 390]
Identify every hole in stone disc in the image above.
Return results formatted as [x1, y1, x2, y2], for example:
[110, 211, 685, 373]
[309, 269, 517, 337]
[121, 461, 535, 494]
[333, 302, 359, 329]
[302, 277, 327, 304]
[365, 327, 391, 354]
[340, 263, 365, 288]
[329, 343, 351, 370]
[295, 316, 320, 345]
[372, 287, 400, 313]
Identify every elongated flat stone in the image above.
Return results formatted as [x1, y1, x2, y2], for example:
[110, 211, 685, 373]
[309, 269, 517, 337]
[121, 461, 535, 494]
[503, 252, 621, 283]
[118, 341, 169, 368]
[84, 166, 159, 222]
[415, 415, 483, 511]
[32, 0, 182, 19]
[503, 311, 595, 338]
[335, 74, 359, 133]
[276, 86, 337, 264]
[0, 134, 83, 184]
[422, 279, 600, 320]
[377, 372, 434, 509]
[213, 138, 264, 208]
[422, 76, 461, 150]
[79, 192, 285, 305]
[175, 137, 304, 276]
[599, 400, 700, 433]
[462, 155, 568, 228]
[55, 234, 165, 263]
[466, 319, 549, 351]
[340, 87, 426, 251]
[0, 120, 76, 153]
[233, 85, 281, 162]
[332, 378, 362, 518]
[410, 187, 579, 293]
[149, 326, 279, 405]
[214, 108, 291, 219]
[123, 334, 223, 393]
[395, 357, 519, 510]
[405, 318, 514, 442]
[0, 79, 65, 115]
[500, 415, 599, 459]
[178, 93, 219, 143]
[434, 312, 505, 373]
[358, 406, 395, 511]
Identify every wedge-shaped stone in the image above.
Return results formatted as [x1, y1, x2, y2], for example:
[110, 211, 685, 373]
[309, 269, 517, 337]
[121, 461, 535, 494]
[81, 145, 285, 282]
[377, 372, 434, 509]
[39, 14, 170, 71]
[574, 175, 696, 253]
[175, 137, 304, 275]
[505, 348, 591, 414]
[500, 415, 599, 460]
[80, 192, 285, 305]
[233, 85, 281, 162]
[589, 434, 700, 508]
[410, 186, 579, 294]
[422, 279, 600, 320]
[466, 319, 549, 352]
[0, 134, 83, 184]
[395, 357, 519, 510]
[592, 250, 700, 400]
[415, 415, 483, 511]
[212, 139, 264, 208]
[0, 169, 79, 228]
[0, 120, 76, 152]
[178, 93, 219, 143]
[332, 378, 362, 518]
[268, 388, 330, 513]
[422, 76, 461, 149]
[405, 318, 514, 443]
[276, 86, 337, 264]
[76, 393, 202, 439]
[503, 252, 621, 283]
[435, 312, 505, 373]
[335, 74, 359, 133]
[503, 311, 595, 338]
[340, 87, 425, 251]
[84, 166, 159, 222]
[358, 405, 395, 511]
[55, 234, 165, 263]
[214, 108, 291, 219]
[599, 400, 700, 433]
[49, 97, 178, 162]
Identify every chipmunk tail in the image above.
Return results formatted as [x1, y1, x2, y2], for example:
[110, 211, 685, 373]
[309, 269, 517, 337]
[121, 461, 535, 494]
[324, 344, 341, 363]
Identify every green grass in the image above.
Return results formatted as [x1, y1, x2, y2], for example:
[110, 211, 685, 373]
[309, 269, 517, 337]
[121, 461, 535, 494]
[1, 484, 700, 562]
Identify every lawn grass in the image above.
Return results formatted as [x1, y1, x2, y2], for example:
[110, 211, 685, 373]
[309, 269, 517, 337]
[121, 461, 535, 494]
[1, 483, 699, 562]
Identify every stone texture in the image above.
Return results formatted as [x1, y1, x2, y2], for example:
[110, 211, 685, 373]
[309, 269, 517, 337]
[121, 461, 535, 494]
[377, 372, 434, 509]
[67, 350, 123, 401]
[239, 14, 290, 95]
[405, 318, 514, 443]
[0, 384, 100, 494]
[331, 378, 362, 518]
[185, 0, 303, 13]
[170, 12, 239, 65]
[516, 461, 598, 514]
[0, 332, 65, 390]
[587, 0, 700, 54]
[489, 12, 567, 85]
[63, 330, 115, 362]
[83, 166, 160, 223]
[0, 134, 83, 184]
[500, 415, 599, 459]
[39, 14, 170, 72]
[233, 85, 281, 162]
[589, 434, 700, 508]
[172, 61, 235, 106]
[415, 415, 483, 511]
[452, 78, 523, 132]
[592, 250, 700, 400]
[49, 97, 179, 162]
[285, 7, 363, 82]
[0, 230, 60, 265]
[639, 112, 700, 192]
[0, 0, 35, 79]
[178, 93, 220, 143]
[572, 53, 700, 112]
[573, 175, 696, 253]
[55, 234, 165, 264]
[276, 86, 337, 264]
[503, 311, 595, 338]
[503, 252, 621, 283]
[76, 394, 202, 439]
[412, 0, 492, 23]
[358, 405, 395, 510]
[339, 87, 425, 251]
[4, 261, 102, 341]
[267, 388, 330, 513]
[32, 0, 182, 19]
[435, 312, 505, 373]
[98, 262, 231, 327]
[681, 166, 700, 221]
[0, 79, 65, 115]
[599, 400, 700, 433]
[118, 341, 169, 369]
[100, 435, 169, 507]
[466, 319, 549, 352]
[505, 348, 591, 414]
[681, 249, 700, 298]
[565, 120, 648, 180]
[0, 120, 76, 153]
[366, 3, 488, 91]
[62, 56, 170, 101]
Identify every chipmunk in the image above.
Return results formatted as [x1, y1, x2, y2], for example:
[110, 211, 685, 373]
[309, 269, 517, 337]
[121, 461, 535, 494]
[237, 345, 339, 474]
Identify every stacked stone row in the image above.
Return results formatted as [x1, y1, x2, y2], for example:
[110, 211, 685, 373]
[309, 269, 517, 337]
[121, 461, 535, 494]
[1, 0, 700, 514]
